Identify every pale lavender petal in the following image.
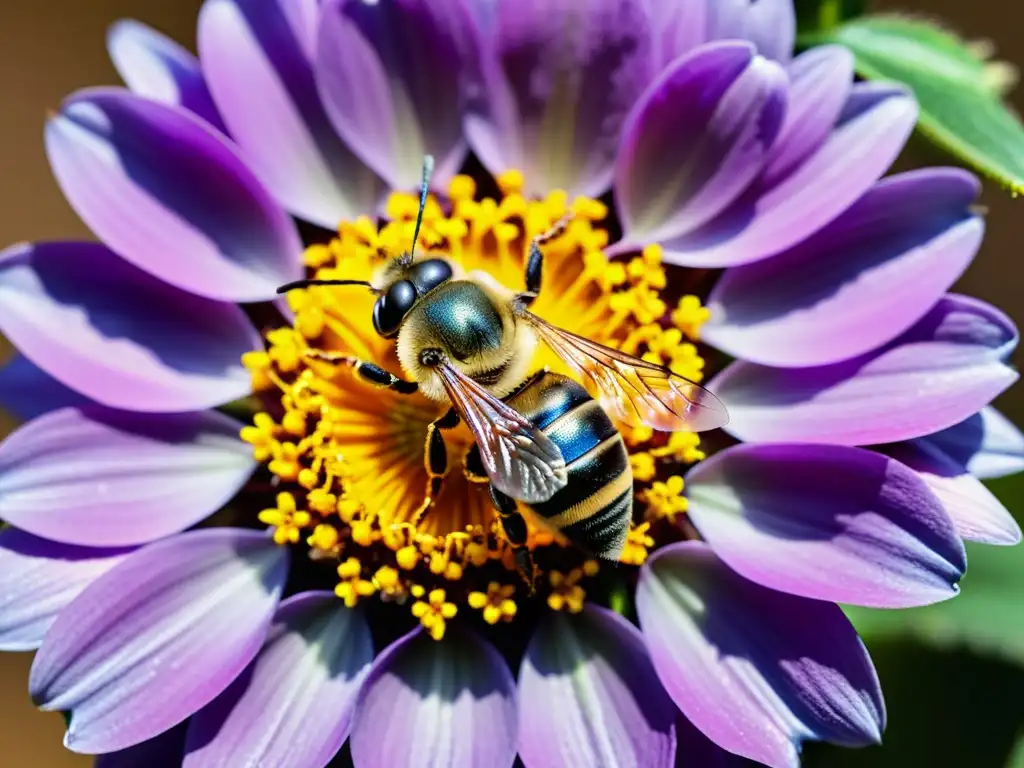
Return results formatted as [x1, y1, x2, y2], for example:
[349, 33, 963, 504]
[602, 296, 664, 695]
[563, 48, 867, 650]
[30, 528, 288, 754]
[712, 295, 1019, 445]
[107, 20, 227, 133]
[0, 529, 133, 651]
[637, 541, 885, 768]
[763, 46, 853, 187]
[198, 0, 384, 227]
[705, 0, 795, 63]
[0, 407, 255, 547]
[46, 88, 302, 301]
[350, 628, 516, 768]
[616, 43, 787, 244]
[885, 440, 1021, 546]
[185, 592, 373, 768]
[686, 443, 966, 607]
[649, 0, 708, 70]
[518, 605, 676, 768]
[919, 407, 1024, 480]
[662, 83, 917, 268]
[0, 242, 259, 413]
[465, 0, 657, 198]
[95, 723, 188, 768]
[703, 169, 983, 367]
[316, 0, 471, 191]
[0, 354, 89, 421]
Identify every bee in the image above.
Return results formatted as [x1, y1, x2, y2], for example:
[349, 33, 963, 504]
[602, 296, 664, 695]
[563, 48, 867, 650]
[277, 156, 728, 583]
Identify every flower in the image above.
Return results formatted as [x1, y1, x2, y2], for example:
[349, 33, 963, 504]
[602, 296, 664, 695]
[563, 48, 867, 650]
[0, 0, 1020, 766]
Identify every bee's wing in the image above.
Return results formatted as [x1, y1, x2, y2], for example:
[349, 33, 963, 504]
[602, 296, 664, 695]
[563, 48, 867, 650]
[523, 312, 729, 432]
[436, 362, 568, 503]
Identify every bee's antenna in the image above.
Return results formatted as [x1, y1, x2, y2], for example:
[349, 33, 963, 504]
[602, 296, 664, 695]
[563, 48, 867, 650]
[410, 154, 435, 259]
[276, 279, 374, 295]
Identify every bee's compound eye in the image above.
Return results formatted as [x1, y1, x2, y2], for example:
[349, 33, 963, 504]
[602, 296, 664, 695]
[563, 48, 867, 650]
[373, 279, 417, 337]
[408, 258, 453, 295]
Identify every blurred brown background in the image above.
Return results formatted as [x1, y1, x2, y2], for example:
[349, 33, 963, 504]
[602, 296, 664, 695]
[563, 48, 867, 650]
[0, 0, 1021, 765]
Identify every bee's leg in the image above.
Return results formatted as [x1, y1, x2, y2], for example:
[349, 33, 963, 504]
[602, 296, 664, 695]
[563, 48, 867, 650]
[489, 486, 537, 594]
[302, 351, 419, 395]
[520, 215, 574, 307]
[411, 408, 460, 523]
[462, 444, 489, 483]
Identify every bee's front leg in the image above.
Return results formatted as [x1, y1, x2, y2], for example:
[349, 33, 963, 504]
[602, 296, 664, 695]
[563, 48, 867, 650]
[520, 214, 574, 307]
[302, 351, 418, 395]
[411, 408, 460, 523]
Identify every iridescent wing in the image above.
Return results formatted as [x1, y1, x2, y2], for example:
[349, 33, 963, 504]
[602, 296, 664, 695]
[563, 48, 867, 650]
[523, 312, 729, 432]
[436, 362, 568, 503]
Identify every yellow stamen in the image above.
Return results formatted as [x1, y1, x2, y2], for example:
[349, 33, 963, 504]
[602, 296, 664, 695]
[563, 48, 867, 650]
[468, 581, 518, 625]
[411, 588, 458, 640]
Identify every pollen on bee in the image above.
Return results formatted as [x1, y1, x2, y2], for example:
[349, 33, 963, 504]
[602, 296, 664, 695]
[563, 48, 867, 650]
[239, 167, 711, 636]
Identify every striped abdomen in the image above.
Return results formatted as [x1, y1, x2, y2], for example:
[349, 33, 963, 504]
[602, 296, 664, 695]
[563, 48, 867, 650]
[506, 372, 632, 560]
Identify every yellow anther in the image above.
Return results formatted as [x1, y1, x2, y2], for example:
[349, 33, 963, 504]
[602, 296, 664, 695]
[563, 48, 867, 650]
[337, 497, 361, 523]
[241, 350, 273, 391]
[307, 488, 337, 515]
[282, 409, 307, 436]
[241, 412, 278, 462]
[297, 468, 319, 489]
[308, 523, 340, 552]
[297, 306, 326, 339]
[547, 569, 586, 614]
[373, 565, 401, 593]
[651, 432, 706, 464]
[496, 169, 525, 195]
[351, 520, 375, 547]
[267, 442, 301, 482]
[673, 295, 711, 340]
[582, 560, 600, 577]
[449, 174, 476, 201]
[410, 584, 426, 599]
[620, 523, 655, 566]
[468, 582, 518, 625]
[411, 589, 458, 640]
[335, 557, 376, 608]
[630, 452, 657, 482]
[396, 545, 420, 570]
[643, 476, 689, 523]
[571, 196, 608, 221]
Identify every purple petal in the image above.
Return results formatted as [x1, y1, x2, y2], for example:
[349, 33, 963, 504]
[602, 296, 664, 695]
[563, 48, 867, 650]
[918, 407, 1024, 480]
[518, 605, 676, 768]
[46, 88, 302, 302]
[649, 0, 708, 70]
[703, 169, 983, 367]
[107, 19, 227, 134]
[885, 440, 1021, 546]
[185, 592, 373, 768]
[30, 528, 288, 754]
[0, 528, 133, 651]
[0, 354, 90, 422]
[706, 0, 795, 63]
[712, 295, 1019, 445]
[686, 443, 966, 607]
[763, 46, 853, 187]
[198, 0, 384, 227]
[662, 83, 917, 268]
[350, 628, 517, 768]
[95, 723, 188, 768]
[0, 242, 259, 413]
[465, 0, 657, 198]
[616, 43, 787, 244]
[0, 407, 255, 547]
[316, 0, 471, 191]
[637, 541, 885, 768]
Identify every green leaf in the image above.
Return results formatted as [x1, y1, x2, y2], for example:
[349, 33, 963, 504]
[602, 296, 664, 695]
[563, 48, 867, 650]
[794, 0, 865, 34]
[810, 15, 1024, 194]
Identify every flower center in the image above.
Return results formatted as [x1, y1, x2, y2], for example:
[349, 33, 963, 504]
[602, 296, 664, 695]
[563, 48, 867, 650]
[241, 171, 712, 639]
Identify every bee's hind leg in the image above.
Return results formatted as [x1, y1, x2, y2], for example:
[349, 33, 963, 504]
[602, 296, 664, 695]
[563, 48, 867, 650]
[411, 408, 460, 524]
[489, 485, 537, 594]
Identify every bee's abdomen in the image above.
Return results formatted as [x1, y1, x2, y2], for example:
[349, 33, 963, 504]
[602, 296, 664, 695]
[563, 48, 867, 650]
[509, 374, 632, 560]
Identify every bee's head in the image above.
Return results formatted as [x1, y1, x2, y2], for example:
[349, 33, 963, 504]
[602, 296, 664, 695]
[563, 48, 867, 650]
[368, 255, 458, 338]
[276, 154, 453, 338]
